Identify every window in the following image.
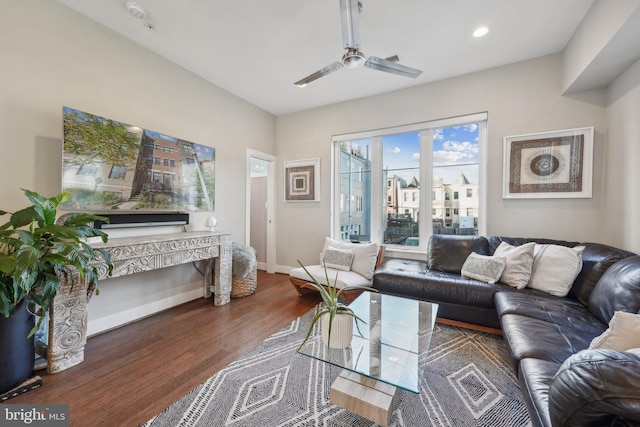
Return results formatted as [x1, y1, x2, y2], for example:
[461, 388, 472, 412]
[108, 165, 127, 180]
[338, 139, 372, 242]
[170, 159, 175, 168]
[163, 158, 169, 167]
[155, 157, 161, 165]
[333, 113, 486, 248]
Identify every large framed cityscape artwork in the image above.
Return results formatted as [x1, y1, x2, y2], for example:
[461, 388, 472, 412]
[62, 106, 215, 211]
[284, 158, 320, 202]
[503, 127, 593, 199]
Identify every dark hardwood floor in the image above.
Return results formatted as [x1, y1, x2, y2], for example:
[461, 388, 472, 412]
[10, 271, 321, 427]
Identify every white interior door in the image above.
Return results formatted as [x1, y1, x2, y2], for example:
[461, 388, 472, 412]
[246, 150, 276, 273]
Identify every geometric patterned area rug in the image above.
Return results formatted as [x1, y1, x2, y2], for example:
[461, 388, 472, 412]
[143, 305, 530, 427]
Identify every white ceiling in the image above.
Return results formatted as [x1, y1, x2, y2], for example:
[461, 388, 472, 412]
[56, 0, 596, 116]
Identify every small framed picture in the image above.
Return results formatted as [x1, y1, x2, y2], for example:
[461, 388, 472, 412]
[284, 158, 320, 202]
[503, 127, 594, 199]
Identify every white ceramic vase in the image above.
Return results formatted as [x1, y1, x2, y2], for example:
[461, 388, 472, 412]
[321, 313, 353, 349]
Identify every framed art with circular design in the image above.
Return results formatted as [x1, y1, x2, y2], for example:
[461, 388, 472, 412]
[503, 127, 593, 199]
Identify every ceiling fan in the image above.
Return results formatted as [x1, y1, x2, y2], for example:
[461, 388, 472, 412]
[294, 0, 423, 87]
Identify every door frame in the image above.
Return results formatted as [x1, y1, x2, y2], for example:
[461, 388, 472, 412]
[246, 149, 276, 273]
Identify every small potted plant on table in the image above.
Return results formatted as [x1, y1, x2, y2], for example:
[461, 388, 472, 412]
[295, 261, 377, 352]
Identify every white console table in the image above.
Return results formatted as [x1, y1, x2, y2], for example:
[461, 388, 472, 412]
[46, 231, 232, 373]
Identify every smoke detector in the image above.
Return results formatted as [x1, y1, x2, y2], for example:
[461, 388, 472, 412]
[126, 2, 147, 20]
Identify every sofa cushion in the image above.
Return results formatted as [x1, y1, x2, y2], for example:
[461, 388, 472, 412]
[374, 258, 506, 309]
[518, 358, 560, 427]
[528, 244, 585, 297]
[493, 241, 535, 289]
[549, 349, 640, 427]
[488, 236, 579, 253]
[427, 235, 490, 274]
[322, 237, 379, 280]
[499, 313, 600, 370]
[568, 243, 636, 305]
[588, 255, 640, 325]
[589, 311, 640, 351]
[289, 265, 372, 289]
[495, 292, 607, 337]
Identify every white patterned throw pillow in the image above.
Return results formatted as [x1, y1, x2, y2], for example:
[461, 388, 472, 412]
[323, 237, 379, 280]
[461, 253, 507, 284]
[322, 248, 354, 271]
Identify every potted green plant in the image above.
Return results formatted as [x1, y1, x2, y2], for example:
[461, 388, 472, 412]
[0, 189, 112, 393]
[295, 260, 377, 352]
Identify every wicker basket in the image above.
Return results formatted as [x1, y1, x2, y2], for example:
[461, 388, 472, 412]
[231, 264, 257, 298]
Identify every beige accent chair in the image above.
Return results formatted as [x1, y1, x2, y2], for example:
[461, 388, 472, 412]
[290, 238, 385, 304]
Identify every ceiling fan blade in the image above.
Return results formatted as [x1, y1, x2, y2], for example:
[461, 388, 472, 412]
[340, 0, 361, 49]
[294, 61, 344, 87]
[364, 56, 423, 78]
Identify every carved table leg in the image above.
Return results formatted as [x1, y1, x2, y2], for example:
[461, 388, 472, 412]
[212, 234, 232, 305]
[47, 275, 91, 374]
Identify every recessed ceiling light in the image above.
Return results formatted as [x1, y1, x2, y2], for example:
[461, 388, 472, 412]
[473, 27, 489, 38]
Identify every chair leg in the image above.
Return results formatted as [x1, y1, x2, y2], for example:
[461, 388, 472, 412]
[290, 277, 315, 297]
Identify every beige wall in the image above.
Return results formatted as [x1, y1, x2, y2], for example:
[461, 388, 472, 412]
[562, 0, 640, 93]
[605, 58, 640, 253]
[0, 0, 276, 334]
[276, 54, 609, 270]
[3, 0, 639, 333]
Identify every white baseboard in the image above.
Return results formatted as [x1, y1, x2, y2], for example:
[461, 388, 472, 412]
[87, 288, 204, 337]
[276, 264, 295, 274]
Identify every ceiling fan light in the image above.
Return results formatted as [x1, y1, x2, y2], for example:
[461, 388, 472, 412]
[126, 2, 147, 20]
[342, 48, 365, 68]
[473, 26, 489, 38]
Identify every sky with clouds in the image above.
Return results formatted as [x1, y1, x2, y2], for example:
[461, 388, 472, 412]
[383, 124, 479, 185]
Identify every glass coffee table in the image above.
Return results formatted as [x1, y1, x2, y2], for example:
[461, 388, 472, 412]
[299, 291, 438, 427]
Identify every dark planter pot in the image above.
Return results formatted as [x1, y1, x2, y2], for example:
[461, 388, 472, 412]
[0, 298, 35, 393]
